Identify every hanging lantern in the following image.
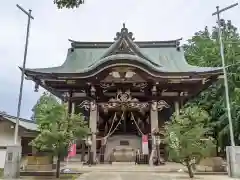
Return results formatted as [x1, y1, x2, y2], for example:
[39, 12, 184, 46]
[63, 92, 69, 102]
[151, 85, 157, 96]
[90, 85, 96, 96]
[34, 81, 39, 92]
[131, 114, 134, 121]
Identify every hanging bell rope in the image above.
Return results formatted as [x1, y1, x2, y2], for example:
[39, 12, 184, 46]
[107, 111, 125, 138]
[104, 112, 117, 138]
[130, 112, 145, 135]
[101, 111, 125, 145]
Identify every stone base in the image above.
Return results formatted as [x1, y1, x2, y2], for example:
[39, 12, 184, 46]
[199, 157, 225, 172]
[3, 145, 22, 179]
[25, 164, 53, 171]
[226, 146, 240, 178]
[112, 146, 135, 162]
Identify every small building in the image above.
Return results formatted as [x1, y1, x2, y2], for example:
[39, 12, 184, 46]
[0, 112, 38, 156]
[21, 24, 223, 163]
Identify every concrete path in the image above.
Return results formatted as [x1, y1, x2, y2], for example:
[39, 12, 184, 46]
[76, 172, 232, 180]
[77, 172, 172, 180]
[65, 162, 186, 173]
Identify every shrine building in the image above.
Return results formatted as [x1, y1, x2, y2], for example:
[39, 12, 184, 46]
[22, 24, 222, 163]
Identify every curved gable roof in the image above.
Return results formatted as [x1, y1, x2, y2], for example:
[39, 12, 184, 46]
[22, 24, 222, 76]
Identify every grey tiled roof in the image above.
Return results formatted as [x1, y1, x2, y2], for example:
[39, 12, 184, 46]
[0, 112, 37, 131]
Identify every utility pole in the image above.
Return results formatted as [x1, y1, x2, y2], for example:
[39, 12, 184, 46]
[212, 3, 238, 147]
[14, 4, 34, 144]
[212, 3, 239, 178]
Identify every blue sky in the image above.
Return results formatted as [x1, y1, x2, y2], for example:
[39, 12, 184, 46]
[0, 0, 239, 119]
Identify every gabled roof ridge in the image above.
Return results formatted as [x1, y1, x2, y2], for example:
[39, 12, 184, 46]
[125, 36, 161, 67]
[87, 35, 162, 68]
[69, 39, 182, 44]
[69, 23, 182, 49]
[69, 39, 182, 48]
[87, 24, 162, 68]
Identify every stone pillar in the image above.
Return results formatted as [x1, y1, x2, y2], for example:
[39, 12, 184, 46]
[89, 101, 97, 163]
[32, 146, 37, 155]
[226, 146, 240, 178]
[4, 145, 22, 179]
[149, 100, 170, 165]
[174, 101, 180, 118]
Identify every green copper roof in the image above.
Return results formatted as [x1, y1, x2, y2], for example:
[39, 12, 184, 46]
[25, 47, 221, 74]
[24, 24, 222, 75]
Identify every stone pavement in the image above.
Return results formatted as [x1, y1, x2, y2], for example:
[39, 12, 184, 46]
[65, 162, 186, 173]
[76, 171, 233, 180]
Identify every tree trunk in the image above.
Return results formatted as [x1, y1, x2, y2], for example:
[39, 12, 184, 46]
[56, 153, 61, 178]
[186, 161, 194, 178]
[216, 140, 219, 157]
[81, 140, 85, 162]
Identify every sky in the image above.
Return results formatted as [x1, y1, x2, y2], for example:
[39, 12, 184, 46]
[0, 0, 239, 119]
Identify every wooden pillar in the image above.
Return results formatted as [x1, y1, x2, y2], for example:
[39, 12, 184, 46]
[67, 92, 73, 115]
[150, 101, 158, 138]
[89, 101, 97, 163]
[149, 101, 158, 165]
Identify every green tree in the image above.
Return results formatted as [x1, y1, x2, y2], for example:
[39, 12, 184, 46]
[164, 106, 215, 178]
[54, 0, 85, 9]
[183, 20, 240, 154]
[31, 92, 88, 178]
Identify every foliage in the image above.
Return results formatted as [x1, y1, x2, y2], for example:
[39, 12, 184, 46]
[0, 168, 3, 178]
[54, 0, 85, 9]
[31, 92, 60, 121]
[164, 106, 215, 178]
[31, 92, 88, 178]
[183, 19, 240, 152]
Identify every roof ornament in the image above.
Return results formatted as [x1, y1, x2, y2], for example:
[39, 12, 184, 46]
[175, 38, 182, 51]
[114, 23, 135, 41]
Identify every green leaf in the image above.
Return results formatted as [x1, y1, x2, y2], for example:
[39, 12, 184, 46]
[31, 92, 89, 156]
[184, 19, 240, 150]
[164, 106, 215, 166]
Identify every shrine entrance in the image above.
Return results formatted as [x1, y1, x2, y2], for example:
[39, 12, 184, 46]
[101, 110, 145, 163]
[103, 110, 149, 136]
[97, 90, 154, 163]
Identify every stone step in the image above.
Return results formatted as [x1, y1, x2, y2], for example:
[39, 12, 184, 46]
[25, 164, 53, 171]
[112, 162, 135, 166]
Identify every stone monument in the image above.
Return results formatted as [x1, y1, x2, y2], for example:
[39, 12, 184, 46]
[226, 146, 240, 178]
[3, 145, 22, 179]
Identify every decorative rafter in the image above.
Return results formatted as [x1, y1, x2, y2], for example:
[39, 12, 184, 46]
[100, 89, 149, 112]
[151, 100, 170, 111]
[78, 100, 90, 111]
